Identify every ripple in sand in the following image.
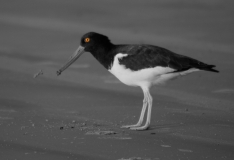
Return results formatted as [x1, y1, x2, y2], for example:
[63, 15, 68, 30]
[0, 116, 14, 120]
[161, 144, 171, 147]
[86, 130, 117, 135]
[118, 157, 158, 160]
[72, 64, 90, 69]
[104, 80, 120, 84]
[0, 109, 16, 113]
[156, 128, 171, 133]
[213, 88, 234, 94]
[99, 136, 132, 140]
[101, 76, 120, 84]
[178, 149, 193, 152]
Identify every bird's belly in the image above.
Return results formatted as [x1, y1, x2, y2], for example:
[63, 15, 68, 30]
[109, 66, 149, 87]
[108, 53, 177, 87]
[109, 66, 179, 87]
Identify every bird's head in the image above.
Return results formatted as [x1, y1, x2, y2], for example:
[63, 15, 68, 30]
[57, 32, 112, 75]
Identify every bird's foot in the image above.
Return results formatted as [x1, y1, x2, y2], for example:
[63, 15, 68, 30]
[121, 124, 141, 129]
[129, 125, 149, 131]
[121, 124, 149, 130]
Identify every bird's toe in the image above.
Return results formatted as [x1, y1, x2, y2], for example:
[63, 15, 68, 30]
[121, 124, 141, 129]
[129, 126, 149, 131]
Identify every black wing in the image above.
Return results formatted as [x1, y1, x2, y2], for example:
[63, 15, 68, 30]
[116, 45, 219, 73]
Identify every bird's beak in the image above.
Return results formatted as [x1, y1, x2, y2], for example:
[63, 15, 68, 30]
[57, 46, 85, 76]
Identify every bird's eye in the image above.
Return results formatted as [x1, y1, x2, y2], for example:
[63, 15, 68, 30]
[85, 38, 90, 43]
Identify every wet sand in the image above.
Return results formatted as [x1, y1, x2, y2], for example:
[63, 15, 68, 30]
[1, 0, 234, 159]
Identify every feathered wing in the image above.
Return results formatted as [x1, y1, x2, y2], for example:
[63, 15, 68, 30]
[117, 45, 219, 73]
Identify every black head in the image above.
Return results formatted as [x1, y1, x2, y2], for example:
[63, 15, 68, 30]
[80, 32, 113, 53]
[56, 32, 114, 75]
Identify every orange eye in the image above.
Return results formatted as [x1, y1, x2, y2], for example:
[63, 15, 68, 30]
[85, 38, 90, 43]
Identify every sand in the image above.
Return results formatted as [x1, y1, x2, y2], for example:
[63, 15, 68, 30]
[0, 0, 234, 159]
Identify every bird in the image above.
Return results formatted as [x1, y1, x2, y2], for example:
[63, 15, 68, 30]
[57, 32, 219, 131]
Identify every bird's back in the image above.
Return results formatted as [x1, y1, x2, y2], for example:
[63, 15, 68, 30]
[114, 45, 218, 73]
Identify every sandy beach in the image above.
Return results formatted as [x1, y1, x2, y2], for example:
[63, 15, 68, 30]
[0, 0, 234, 159]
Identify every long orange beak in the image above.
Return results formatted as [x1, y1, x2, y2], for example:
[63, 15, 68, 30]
[57, 46, 85, 76]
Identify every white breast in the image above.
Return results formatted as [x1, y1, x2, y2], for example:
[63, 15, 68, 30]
[108, 53, 189, 88]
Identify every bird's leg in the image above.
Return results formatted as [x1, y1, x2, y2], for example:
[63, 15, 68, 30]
[121, 91, 148, 128]
[135, 94, 148, 126]
[130, 89, 152, 131]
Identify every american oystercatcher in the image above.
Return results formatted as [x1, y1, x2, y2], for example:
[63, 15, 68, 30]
[57, 32, 218, 131]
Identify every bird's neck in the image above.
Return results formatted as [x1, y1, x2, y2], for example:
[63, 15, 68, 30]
[90, 44, 116, 70]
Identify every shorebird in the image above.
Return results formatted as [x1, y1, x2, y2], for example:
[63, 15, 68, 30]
[57, 32, 218, 131]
